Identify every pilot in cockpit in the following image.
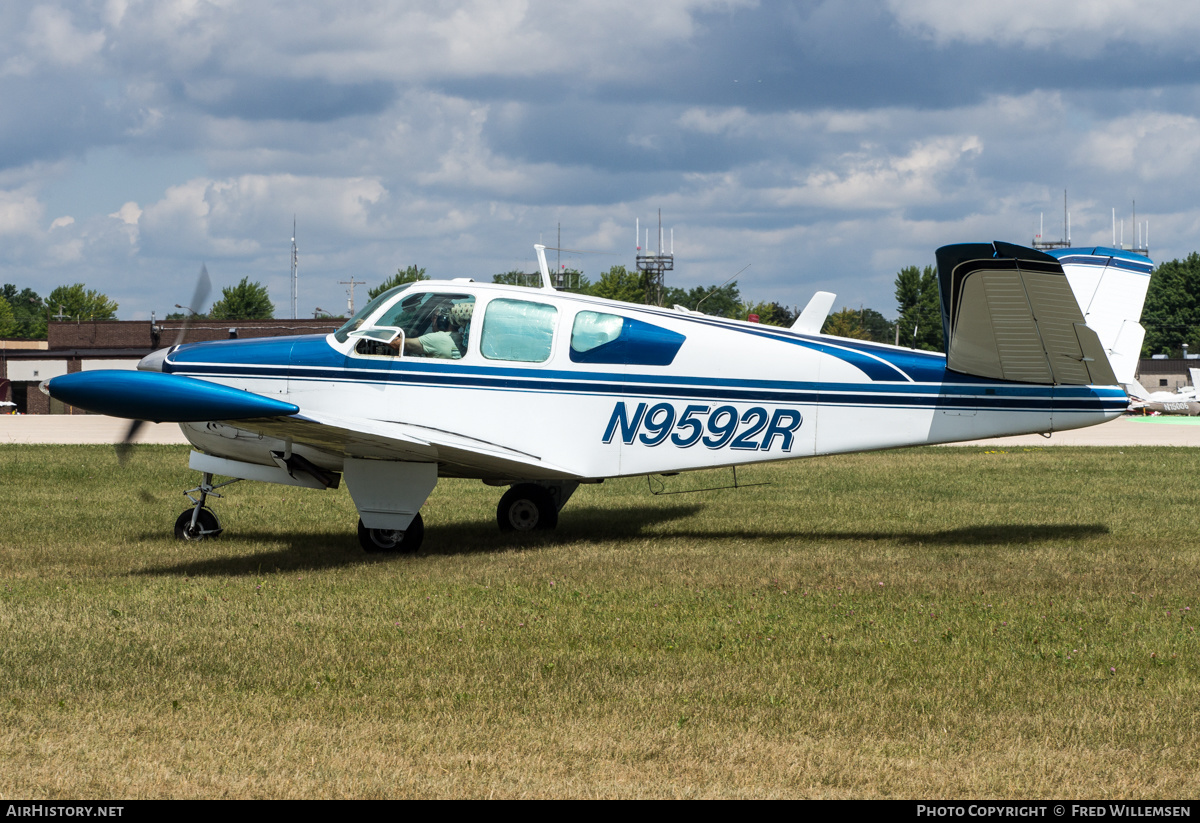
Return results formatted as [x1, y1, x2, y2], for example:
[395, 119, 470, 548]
[394, 301, 473, 359]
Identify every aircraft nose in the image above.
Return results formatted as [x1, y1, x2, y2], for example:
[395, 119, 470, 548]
[138, 347, 169, 372]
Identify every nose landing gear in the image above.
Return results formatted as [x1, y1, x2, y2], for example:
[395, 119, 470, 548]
[174, 472, 239, 541]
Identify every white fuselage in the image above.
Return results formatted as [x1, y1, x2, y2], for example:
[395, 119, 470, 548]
[163, 281, 1126, 482]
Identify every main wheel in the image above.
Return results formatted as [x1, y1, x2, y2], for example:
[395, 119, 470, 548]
[497, 484, 558, 532]
[174, 507, 222, 541]
[358, 512, 424, 554]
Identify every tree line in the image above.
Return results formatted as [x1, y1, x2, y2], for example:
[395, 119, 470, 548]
[370, 263, 936, 348]
[10, 251, 1194, 357]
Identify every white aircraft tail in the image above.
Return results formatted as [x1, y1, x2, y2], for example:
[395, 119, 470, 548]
[1124, 378, 1150, 401]
[1050, 247, 1154, 385]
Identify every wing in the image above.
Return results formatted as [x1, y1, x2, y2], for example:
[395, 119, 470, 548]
[44, 369, 581, 480]
[228, 409, 582, 480]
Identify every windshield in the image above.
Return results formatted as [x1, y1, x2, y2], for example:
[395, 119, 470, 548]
[333, 284, 414, 343]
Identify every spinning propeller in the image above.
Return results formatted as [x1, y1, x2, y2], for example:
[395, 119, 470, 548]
[116, 265, 210, 466]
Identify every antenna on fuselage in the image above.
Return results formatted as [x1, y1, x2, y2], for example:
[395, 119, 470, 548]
[695, 264, 750, 313]
[534, 245, 555, 291]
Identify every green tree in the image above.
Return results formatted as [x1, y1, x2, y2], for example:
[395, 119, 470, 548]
[493, 269, 539, 288]
[209, 278, 274, 320]
[745, 301, 797, 327]
[0, 285, 44, 338]
[589, 265, 645, 304]
[369, 264, 428, 300]
[0, 295, 17, 337]
[822, 308, 874, 340]
[45, 284, 118, 324]
[663, 282, 743, 319]
[821, 307, 895, 342]
[1141, 252, 1200, 357]
[894, 265, 943, 352]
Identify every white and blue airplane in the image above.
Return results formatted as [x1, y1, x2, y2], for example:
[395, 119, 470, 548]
[43, 241, 1153, 553]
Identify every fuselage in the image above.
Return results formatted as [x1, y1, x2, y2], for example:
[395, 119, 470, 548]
[151, 280, 1128, 481]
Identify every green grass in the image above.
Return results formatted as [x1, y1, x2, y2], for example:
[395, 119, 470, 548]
[1, 444, 1198, 798]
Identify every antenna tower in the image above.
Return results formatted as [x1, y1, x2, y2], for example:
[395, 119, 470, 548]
[1032, 190, 1072, 251]
[339, 278, 367, 314]
[290, 217, 299, 319]
[635, 209, 674, 306]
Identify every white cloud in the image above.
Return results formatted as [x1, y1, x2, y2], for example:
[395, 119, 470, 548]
[109, 201, 141, 225]
[49, 215, 74, 229]
[887, 0, 1200, 52]
[139, 173, 389, 256]
[770, 135, 984, 211]
[0, 188, 44, 236]
[1076, 112, 1200, 182]
[24, 5, 105, 67]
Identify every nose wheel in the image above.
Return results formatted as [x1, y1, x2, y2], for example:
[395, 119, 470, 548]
[174, 471, 235, 541]
[358, 513, 424, 554]
[174, 507, 222, 540]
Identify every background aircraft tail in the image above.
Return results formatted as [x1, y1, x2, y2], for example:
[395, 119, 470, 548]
[1047, 247, 1154, 385]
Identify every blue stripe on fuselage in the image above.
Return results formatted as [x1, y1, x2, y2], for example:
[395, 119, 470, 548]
[163, 333, 1126, 414]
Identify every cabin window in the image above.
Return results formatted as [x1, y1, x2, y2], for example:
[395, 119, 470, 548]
[481, 299, 557, 363]
[352, 292, 475, 359]
[569, 311, 686, 366]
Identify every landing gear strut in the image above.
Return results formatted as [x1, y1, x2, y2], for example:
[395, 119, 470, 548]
[175, 471, 238, 541]
[358, 512, 424, 554]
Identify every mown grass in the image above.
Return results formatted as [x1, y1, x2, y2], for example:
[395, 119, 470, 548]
[0, 444, 1197, 798]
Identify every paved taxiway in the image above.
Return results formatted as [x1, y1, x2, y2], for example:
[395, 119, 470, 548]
[3, 413, 1200, 447]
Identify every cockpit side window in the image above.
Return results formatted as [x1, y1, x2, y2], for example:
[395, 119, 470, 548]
[480, 299, 557, 363]
[352, 292, 475, 360]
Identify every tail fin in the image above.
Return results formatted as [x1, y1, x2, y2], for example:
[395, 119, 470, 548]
[1124, 378, 1150, 401]
[936, 241, 1116, 386]
[1048, 247, 1153, 385]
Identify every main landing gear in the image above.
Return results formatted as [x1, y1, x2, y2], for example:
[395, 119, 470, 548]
[358, 513, 424, 554]
[495, 481, 579, 533]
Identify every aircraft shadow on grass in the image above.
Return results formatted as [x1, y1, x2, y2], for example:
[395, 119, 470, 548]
[134, 502, 704, 576]
[134, 508, 1106, 577]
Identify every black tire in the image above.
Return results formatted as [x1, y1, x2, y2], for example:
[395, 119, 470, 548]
[497, 484, 558, 532]
[358, 512, 424, 554]
[174, 508, 222, 541]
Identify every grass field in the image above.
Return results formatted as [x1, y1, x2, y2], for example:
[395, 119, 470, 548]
[1, 444, 1198, 798]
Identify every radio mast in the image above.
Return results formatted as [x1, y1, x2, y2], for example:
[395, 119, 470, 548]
[635, 209, 674, 306]
[290, 217, 299, 319]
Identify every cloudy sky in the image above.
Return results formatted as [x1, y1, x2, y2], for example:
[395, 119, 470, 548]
[3, 0, 1199, 322]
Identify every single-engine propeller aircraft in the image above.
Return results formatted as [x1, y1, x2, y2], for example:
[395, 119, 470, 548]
[43, 241, 1153, 553]
[1124, 369, 1200, 416]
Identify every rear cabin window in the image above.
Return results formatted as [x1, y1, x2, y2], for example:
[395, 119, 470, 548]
[569, 311, 686, 366]
[481, 299, 557, 363]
